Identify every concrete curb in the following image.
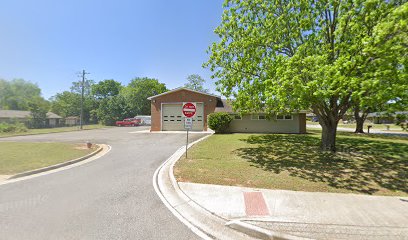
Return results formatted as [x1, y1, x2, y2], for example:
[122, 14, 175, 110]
[154, 134, 257, 240]
[9, 144, 104, 179]
[154, 134, 312, 240]
[226, 220, 313, 240]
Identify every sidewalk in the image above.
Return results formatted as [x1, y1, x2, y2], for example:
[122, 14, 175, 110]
[179, 182, 408, 239]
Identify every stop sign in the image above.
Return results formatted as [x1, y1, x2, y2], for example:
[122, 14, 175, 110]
[182, 102, 196, 118]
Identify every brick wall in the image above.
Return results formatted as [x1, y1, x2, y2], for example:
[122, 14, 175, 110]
[150, 89, 218, 131]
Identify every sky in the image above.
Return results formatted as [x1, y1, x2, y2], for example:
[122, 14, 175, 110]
[0, 0, 224, 99]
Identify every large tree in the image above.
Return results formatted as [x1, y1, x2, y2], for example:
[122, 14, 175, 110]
[91, 79, 122, 100]
[184, 74, 209, 93]
[96, 95, 132, 125]
[28, 102, 47, 128]
[91, 79, 123, 124]
[70, 79, 95, 95]
[50, 80, 97, 124]
[122, 77, 168, 116]
[206, 0, 407, 151]
[0, 79, 49, 110]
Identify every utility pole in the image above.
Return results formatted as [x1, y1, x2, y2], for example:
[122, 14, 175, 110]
[79, 70, 90, 130]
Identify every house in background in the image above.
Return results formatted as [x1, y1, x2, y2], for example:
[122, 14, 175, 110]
[65, 116, 80, 126]
[147, 87, 306, 133]
[0, 110, 63, 128]
[367, 111, 408, 124]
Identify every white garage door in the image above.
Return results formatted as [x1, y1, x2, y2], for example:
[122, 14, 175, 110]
[162, 103, 204, 131]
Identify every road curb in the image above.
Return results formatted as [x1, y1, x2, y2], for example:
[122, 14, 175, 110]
[9, 144, 104, 179]
[154, 135, 311, 240]
[153, 134, 258, 240]
[226, 220, 312, 240]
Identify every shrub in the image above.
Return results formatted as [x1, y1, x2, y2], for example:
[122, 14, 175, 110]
[208, 112, 233, 133]
[395, 114, 407, 125]
[0, 122, 28, 133]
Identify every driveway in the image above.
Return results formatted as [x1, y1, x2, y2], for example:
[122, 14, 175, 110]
[0, 127, 208, 240]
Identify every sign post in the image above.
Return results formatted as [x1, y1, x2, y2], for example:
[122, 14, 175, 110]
[182, 102, 196, 158]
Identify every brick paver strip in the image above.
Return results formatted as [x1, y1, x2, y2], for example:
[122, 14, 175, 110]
[243, 192, 269, 216]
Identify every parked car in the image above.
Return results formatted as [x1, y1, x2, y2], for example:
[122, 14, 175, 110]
[134, 115, 151, 125]
[115, 118, 141, 127]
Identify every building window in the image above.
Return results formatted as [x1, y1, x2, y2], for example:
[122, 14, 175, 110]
[251, 114, 266, 120]
[276, 114, 292, 120]
[233, 114, 242, 120]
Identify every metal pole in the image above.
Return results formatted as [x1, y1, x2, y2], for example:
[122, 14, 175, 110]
[80, 70, 85, 130]
[186, 128, 189, 158]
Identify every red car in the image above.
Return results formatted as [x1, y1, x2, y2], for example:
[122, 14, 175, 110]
[115, 118, 141, 127]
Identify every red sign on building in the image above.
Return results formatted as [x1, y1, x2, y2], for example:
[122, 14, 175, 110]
[182, 102, 196, 118]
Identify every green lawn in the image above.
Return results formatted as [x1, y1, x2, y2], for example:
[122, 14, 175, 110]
[0, 142, 96, 175]
[0, 124, 109, 138]
[175, 132, 408, 196]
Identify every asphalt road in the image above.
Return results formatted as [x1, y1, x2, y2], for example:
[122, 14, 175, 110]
[0, 127, 208, 240]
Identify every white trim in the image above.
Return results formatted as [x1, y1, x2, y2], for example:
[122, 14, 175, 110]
[152, 134, 213, 240]
[276, 114, 293, 120]
[258, 115, 266, 120]
[251, 114, 266, 120]
[147, 87, 220, 100]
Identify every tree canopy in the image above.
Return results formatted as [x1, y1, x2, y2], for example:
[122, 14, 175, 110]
[122, 77, 168, 115]
[184, 74, 209, 93]
[0, 79, 49, 111]
[91, 79, 122, 99]
[206, 0, 408, 151]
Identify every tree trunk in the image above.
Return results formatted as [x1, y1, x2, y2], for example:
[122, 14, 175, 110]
[317, 111, 339, 152]
[321, 122, 338, 152]
[354, 107, 369, 133]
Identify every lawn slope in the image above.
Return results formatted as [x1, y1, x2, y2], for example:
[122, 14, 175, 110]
[175, 132, 408, 196]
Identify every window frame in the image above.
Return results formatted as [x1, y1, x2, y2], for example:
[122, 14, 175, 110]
[276, 114, 293, 120]
[231, 114, 242, 120]
[251, 114, 266, 120]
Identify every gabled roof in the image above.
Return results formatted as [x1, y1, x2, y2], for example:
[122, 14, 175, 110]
[215, 99, 234, 113]
[0, 110, 30, 118]
[147, 87, 221, 100]
[0, 110, 63, 119]
[46, 112, 63, 119]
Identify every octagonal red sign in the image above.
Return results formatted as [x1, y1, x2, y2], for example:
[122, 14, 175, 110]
[182, 102, 196, 118]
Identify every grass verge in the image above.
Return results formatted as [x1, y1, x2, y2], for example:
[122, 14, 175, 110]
[0, 124, 109, 138]
[0, 142, 96, 175]
[175, 132, 408, 196]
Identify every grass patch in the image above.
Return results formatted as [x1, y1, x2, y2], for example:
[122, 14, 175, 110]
[175, 132, 408, 196]
[0, 124, 109, 138]
[0, 142, 96, 175]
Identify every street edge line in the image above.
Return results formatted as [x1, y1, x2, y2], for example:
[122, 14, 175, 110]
[152, 134, 214, 240]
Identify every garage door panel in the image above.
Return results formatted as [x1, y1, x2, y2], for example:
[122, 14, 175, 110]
[162, 103, 203, 131]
